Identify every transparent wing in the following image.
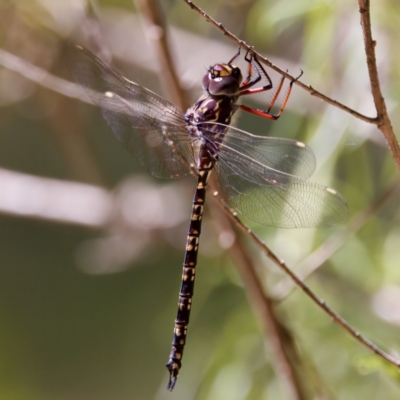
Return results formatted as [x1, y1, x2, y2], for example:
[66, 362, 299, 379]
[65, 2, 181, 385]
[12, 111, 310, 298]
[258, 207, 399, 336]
[67, 45, 194, 179]
[200, 122, 316, 179]
[200, 125, 348, 228]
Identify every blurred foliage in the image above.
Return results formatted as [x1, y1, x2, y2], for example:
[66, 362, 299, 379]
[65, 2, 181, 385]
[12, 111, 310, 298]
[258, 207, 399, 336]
[1, 0, 400, 399]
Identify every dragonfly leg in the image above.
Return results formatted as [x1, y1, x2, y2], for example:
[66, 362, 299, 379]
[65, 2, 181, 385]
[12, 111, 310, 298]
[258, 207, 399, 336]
[227, 47, 241, 65]
[239, 65, 303, 120]
[239, 52, 273, 93]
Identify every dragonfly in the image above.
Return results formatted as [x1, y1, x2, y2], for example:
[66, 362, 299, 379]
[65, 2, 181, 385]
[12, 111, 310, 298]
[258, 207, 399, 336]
[68, 44, 348, 391]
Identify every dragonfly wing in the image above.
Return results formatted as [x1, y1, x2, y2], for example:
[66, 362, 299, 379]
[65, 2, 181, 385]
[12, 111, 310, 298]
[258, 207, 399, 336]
[67, 45, 194, 179]
[98, 92, 194, 179]
[215, 141, 348, 228]
[201, 123, 316, 179]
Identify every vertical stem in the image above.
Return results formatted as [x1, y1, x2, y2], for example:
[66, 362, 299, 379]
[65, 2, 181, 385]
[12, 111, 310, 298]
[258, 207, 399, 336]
[134, 0, 189, 111]
[357, 0, 400, 169]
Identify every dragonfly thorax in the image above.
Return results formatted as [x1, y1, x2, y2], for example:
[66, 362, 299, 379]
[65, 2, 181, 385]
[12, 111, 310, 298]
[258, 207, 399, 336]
[184, 62, 243, 131]
[185, 94, 238, 128]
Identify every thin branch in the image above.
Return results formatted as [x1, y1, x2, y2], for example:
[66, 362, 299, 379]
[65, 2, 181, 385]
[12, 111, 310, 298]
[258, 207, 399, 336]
[0, 168, 112, 227]
[133, 0, 189, 110]
[208, 184, 307, 400]
[182, 0, 376, 124]
[0, 167, 185, 233]
[272, 179, 400, 300]
[230, 240, 307, 400]
[213, 194, 400, 370]
[0, 48, 90, 103]
[357, 0, 400, 169]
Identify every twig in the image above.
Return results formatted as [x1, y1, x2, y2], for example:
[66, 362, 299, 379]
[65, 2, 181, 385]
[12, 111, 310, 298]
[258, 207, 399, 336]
[208, 183, 307, 400]
[0, 168, 112, 227]
[357, 0, 400, 170]
[214, 195, 400, 370]
[133, 0, 189, 110]
[229, 239, 306, 400]
[0, 48, 90, 103]
[272, 180, 400, 300]
[182, 0, 376, 124]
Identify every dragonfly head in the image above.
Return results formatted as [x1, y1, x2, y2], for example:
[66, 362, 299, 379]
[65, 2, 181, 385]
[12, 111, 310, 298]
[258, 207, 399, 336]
[203, 63, 242, 96]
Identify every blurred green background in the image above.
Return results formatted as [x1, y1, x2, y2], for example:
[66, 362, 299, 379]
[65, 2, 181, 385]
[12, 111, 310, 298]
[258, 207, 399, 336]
[1, 0, 400, 399]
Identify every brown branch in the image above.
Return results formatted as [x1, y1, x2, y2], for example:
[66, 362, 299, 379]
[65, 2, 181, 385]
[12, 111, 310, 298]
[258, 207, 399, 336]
[230, 240, 307, 400]
[212, 194, 400, 370]
[182, 0, 376, 124]
[357, 0, 400, 169]
[134, 0, 189, 110]
[183, 0, 400, 168]
[273, 180, 400, 300]
[208, 183, 307, 400]
[0, 48, 90, 103]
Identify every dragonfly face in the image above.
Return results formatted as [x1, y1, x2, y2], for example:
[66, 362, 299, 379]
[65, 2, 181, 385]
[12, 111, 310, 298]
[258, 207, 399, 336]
[202, 63, 243, 96]
[67, 45, 348, 391]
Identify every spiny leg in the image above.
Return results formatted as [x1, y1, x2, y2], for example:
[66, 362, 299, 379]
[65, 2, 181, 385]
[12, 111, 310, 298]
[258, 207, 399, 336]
[239, 62, 303, 120]
[227, 47, 241, 65]
[239, 51, 273, 93]
[239, 49, 269, 91]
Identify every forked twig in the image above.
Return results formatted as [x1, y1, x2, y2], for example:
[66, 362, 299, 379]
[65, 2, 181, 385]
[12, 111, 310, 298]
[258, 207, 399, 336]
[357, 0, 400, 170]
[182, 0, 375, 124]
[184, 0, 400, 169]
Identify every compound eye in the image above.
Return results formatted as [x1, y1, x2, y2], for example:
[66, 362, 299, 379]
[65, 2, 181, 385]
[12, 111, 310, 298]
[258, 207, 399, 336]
[231, 67, 241, 79]
[207, 75, 240, 96]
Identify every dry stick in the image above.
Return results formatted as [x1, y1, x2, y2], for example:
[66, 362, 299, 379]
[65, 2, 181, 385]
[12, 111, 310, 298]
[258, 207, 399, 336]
[133, 0, 189, 111]
[273, 180, 400, 301]
[214, 194, 400, 369]
[208, 183, 307, 400]
[184, 0, 400, 166]
[229, 238, 306, 400]
[182, 0, 375, 124]
[0, 48, 89, 103]
[357, 0, 400, 170]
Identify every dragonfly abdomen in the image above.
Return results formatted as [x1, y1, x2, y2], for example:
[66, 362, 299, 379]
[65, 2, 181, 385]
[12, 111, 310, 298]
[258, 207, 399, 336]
[166, 145, 214, 390]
